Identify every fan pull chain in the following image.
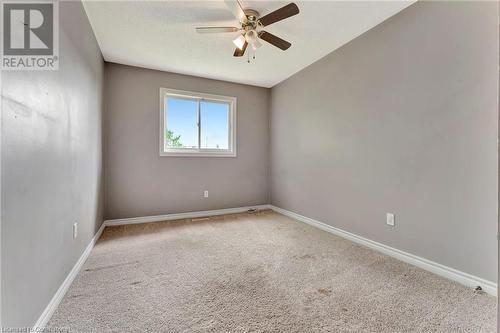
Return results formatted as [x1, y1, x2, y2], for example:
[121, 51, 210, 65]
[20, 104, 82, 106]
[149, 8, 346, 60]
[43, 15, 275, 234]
[246, 50, 256, 63]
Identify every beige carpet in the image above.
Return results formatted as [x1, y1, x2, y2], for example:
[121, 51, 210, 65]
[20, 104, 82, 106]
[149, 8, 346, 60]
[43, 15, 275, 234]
[48, 210, 496, 332]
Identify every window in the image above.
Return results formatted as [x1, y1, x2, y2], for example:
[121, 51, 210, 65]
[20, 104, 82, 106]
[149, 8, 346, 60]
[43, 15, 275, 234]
[159, 88, 236, 157]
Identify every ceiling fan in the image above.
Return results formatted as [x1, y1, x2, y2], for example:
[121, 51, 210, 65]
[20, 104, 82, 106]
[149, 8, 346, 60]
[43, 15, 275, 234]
[195, 0, 299, 58]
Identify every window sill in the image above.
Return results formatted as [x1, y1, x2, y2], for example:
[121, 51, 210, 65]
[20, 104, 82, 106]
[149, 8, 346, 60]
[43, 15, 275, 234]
[160, 150, 236, 158]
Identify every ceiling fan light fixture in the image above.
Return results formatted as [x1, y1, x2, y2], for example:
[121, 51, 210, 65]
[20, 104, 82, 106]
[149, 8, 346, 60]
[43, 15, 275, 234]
[233, 34, 246, 50]
[245, 30, 257, 43]
[197, 2, 299, 58]
[251, 38, 262, 50]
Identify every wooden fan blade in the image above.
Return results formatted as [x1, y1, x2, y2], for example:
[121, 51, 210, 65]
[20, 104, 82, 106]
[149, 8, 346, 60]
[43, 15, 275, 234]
[224, 0, 247, 22]
[258, 3, 299, 27]
[233, 41, 248, 57]
[196, 27, 239, 33]
[258, 31, 291, 50]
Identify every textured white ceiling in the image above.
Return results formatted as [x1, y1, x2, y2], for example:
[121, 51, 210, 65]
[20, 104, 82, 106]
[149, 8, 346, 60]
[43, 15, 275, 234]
[83, 1, 414, 88]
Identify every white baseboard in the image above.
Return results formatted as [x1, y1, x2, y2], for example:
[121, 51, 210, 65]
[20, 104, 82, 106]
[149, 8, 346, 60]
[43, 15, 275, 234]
[103, 205, 271, 226]
[33, 222, 106, 330]
[268, 205, 497, 296]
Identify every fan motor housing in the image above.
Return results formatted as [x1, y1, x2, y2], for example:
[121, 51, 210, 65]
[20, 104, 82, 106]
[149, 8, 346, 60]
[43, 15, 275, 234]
[244, 9, 260, 22]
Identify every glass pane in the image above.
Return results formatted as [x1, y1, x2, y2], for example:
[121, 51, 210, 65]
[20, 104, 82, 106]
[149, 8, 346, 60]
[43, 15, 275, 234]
[165, 97, 198, 149]
[200, 101, 229, 150]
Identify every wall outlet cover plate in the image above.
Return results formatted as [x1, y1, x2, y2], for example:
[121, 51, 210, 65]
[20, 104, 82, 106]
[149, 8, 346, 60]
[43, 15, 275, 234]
[386, 213, 395, 226]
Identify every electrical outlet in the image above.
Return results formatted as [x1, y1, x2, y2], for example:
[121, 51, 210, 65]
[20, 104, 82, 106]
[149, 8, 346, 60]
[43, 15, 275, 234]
[73, 222, 78, 239]
[386, 213, 395, 226]
[204, 190, 209, 198]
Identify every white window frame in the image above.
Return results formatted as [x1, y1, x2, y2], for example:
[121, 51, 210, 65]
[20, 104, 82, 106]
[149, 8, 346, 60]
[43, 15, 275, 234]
[159, 88, 237, 157]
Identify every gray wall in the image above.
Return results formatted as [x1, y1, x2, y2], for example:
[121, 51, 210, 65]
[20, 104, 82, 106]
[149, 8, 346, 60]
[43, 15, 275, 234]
[104, 63, 270, 220]
[1, 2, 104, 327]
[270, 1, 498, 282]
